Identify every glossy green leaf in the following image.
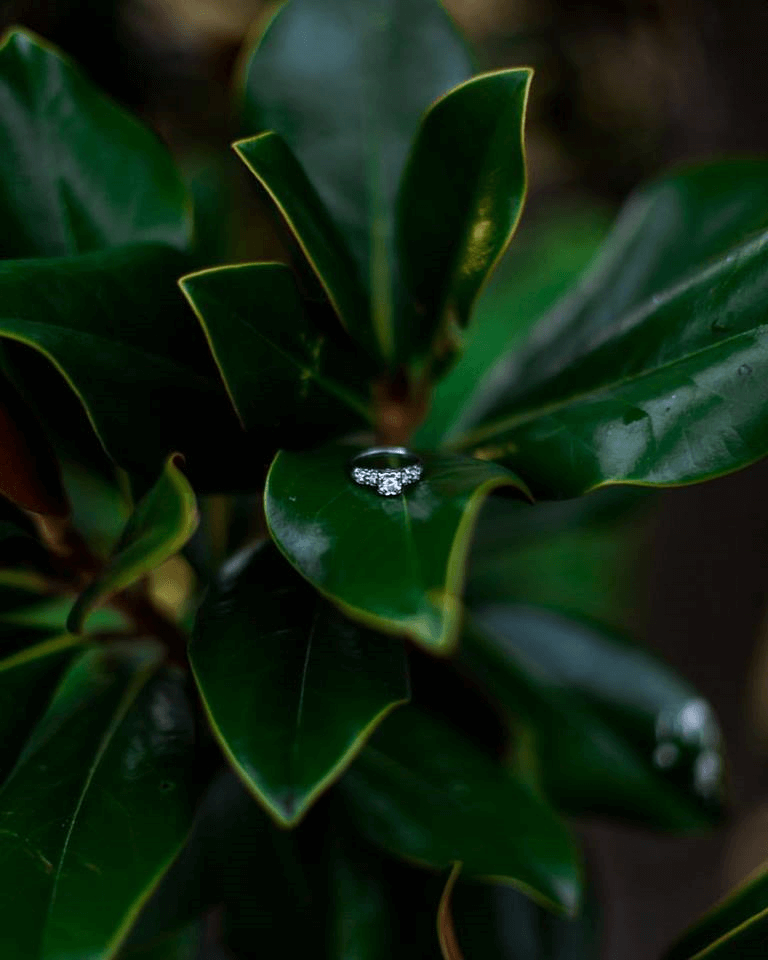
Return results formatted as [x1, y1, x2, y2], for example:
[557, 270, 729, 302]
[233, 134, 371, 351]
[415, 207, 611, 449]
[0, 643, 200, 960]
[180, 260, 372, 441]
[340, 705, 581, 914]
[0, 632, 82, 781]
[0, 28, 190, 257]
[0, 244, 248, 483]
[464, 605, 723, 829]
[68, 454, 197, 633]
[265, 444, 529, 653]
[191, 541, 409, 826]
[397, 69, 531, 362]
[663, 864, 768, 960]
[457, 160, 768, 496]
[240, 0, 472, 361]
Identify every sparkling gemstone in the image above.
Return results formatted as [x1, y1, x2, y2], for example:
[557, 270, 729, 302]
[376, 472, 403, 496]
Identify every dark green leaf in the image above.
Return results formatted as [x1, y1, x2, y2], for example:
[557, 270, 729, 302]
[0, 643, 200, 960]
[265, 444, 529, 653]
[0, 244, 249, 484]
[663, 865, 768, 959]
[233, 134, 371, 352]
[191, 541, 409, 826]
[0, 28, 190, 257]
[69, 454, 198, 633]
[340, 705, 581, 915]
[457, 161, 768, 495]
[0, 632, 82, 781]
[180, 260, 372, 441]
[464, 605, 723, 829]
[240, 0, 472, 361]
[415, 207, 611, 449]
[397, 69, 531, 362]
[326, 829, 397, 960]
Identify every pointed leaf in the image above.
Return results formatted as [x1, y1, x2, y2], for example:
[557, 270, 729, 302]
[464, 605, 724, 829]
[0, 244, 249, 484]
[663, 864, 768, 960]
[191, 542, 409, 826]
[68, 454, 198, 633]
[0, 28, 190, 256]
[240, 0, 472, 361]
[265, 444, 529, 653]
[180, 260, 372, 441]
[340, 705, 581, 914]
[0, 643, 200, 960]
[397, 69, 532, 361]
[458, 161, 768, 495]
[233, 134, 371, 351]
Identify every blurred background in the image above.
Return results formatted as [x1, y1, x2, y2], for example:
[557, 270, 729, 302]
[3, 1, 768, 957]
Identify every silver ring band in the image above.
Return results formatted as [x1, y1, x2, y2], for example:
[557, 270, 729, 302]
[350, 446, 423, 497]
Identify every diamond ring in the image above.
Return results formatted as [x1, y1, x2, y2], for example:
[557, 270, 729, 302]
[350, 446, 424, 497]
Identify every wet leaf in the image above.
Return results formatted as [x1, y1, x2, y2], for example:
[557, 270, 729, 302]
[191, 542, 409, 826]
[458, 161, 768, 495]
[240, 0, 472, 361]
[265, 444, 529, 653]
[68, 454, 198, 633]
[0, 643, 200, 960]
[180, 260, 372, 441]
[464, 605, 724, 829]
[0, 28, 190, 257]
[340, 705, 581, 915]
[397, 68, 531, 362]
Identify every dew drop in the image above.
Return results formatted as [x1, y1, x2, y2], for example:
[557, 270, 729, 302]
[738, 363, 753, 377]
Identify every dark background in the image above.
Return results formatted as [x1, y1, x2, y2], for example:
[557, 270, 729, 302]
[3, 1, 768, 957]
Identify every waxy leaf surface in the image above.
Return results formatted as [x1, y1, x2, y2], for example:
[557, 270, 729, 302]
[0, 245, 248, 483]
[663, 864, 768, 959]
[241, 0, 472, 361]
[265, 445, 529, 652]
[0, 29, 190, 257]
[0, 643, 200, 960]
[191, 542, 409, 826]
[397, 68, 531, 361]
[340, 705, 581, 914]
[180, 260, 371, 442]
[69, 454, 198, 632]
[459, 161, 768, 495]
[464, 605, 723, 829]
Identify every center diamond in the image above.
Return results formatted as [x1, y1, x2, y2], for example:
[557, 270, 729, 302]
[376, 471, 403, 496]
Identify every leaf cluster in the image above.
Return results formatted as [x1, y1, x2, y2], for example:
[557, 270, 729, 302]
[0, 3, 763, 957]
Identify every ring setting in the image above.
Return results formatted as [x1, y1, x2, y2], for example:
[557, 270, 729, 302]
[350, 446, 424, 497]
